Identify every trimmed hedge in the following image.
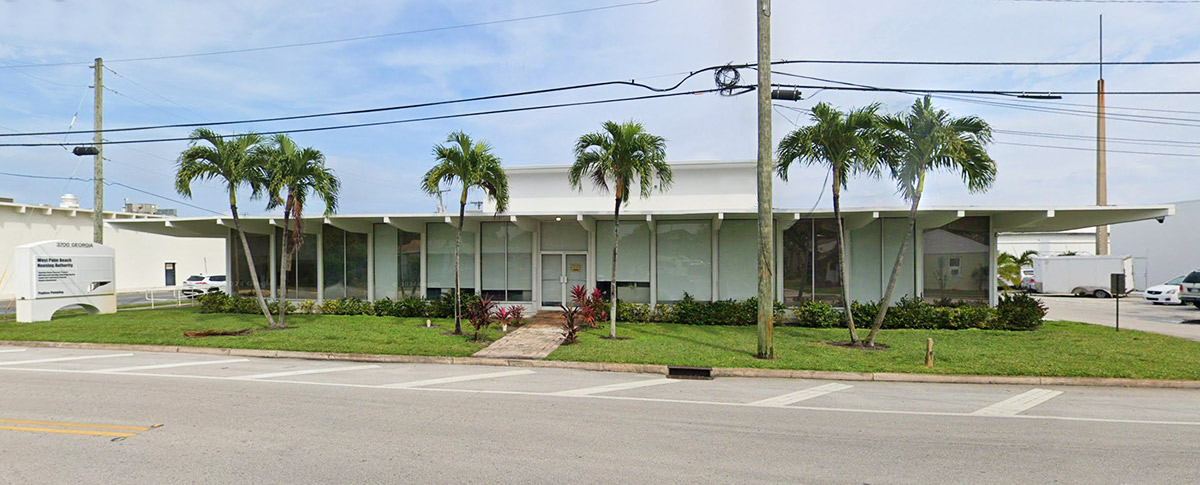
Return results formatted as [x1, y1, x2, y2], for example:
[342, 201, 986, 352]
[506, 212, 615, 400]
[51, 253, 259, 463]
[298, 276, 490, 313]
[792, 295, 1045, 331]
[197, 290, 1046, 331]
[617, 294, 785, 326]
[198, 290, 480, 319]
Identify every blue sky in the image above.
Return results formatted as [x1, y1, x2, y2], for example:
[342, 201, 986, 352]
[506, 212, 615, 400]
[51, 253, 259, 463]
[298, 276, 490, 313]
[2, 0, 1199, 217]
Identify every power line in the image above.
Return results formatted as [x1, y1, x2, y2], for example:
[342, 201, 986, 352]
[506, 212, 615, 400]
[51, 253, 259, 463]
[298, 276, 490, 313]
[0, 0, 663, 69]
[771, 58, 1200, 67]
[0, 69, 722, 138]
[0, 170, 223, 214]
[103, 86, 194, 123]
[994, 141, 1199, 157]
[997, 0, 1200, 3]
[994, 129, 1200, 148]
[103, 66, 210, 121]
[0, 87, 733, 147]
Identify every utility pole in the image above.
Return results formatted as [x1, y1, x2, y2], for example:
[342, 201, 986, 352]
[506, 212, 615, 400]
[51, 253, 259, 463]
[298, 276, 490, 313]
[92, 57, 104, 244]
[755, 0, 774, 359]
[1096, 16, 1108, 255]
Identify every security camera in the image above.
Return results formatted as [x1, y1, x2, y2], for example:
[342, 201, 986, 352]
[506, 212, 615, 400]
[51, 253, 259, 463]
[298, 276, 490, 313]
[1156, 216, 1166, 224]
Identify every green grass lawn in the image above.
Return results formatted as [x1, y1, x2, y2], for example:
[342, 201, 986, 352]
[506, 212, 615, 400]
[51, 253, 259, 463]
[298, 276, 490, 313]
[0, 307, 503, 357]
[547, 321, 1200, 380]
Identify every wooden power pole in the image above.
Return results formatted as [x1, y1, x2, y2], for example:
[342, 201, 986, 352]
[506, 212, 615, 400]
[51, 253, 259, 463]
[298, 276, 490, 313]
[755, 0, 774, 359]
[92, 57, 105, 244]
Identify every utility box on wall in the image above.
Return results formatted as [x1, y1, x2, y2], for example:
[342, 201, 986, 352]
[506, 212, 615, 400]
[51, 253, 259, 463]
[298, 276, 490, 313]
[13, 240, 117, 323]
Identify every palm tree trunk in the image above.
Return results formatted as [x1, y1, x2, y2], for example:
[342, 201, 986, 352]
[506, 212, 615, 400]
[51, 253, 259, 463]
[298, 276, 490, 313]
[230, 198, 277, 328]
[866, 170, 925, 346]
[275, 196, 293, 329]
[832, 178, 859, 344]
[453, 191, 466, 335]
[610, 197, 620, 339]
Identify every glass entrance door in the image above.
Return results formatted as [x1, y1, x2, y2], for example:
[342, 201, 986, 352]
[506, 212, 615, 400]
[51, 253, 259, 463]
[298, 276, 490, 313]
[541, 253, 563, 307]
[540, 253, 587, 307]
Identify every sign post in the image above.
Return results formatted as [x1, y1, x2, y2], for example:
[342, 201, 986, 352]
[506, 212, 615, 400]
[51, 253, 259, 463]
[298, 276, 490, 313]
[13, 240, 116, 323]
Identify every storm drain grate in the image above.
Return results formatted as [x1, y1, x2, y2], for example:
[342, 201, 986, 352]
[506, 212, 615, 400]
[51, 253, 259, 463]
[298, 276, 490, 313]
[667, 366, 713, 380]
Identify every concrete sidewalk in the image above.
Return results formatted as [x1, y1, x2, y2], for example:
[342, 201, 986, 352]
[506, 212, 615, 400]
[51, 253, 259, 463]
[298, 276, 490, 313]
[1038, 295, 1200, 342]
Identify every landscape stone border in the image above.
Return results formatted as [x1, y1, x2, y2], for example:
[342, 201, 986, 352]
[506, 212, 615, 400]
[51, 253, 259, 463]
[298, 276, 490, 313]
[3, 339, 1198, 390]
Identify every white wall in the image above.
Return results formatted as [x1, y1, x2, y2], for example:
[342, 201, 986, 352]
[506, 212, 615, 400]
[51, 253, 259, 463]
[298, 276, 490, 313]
[1110, 199, 1200, 286]
[998, 229, 1096, 257]
[0, 206, 225, 300]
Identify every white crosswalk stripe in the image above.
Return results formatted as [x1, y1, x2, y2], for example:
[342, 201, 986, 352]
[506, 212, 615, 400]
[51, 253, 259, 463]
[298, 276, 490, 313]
[972, 389, 1064, 416]
[0, 348, 28, 354]
[551, 378, 678, 397]
[234, 364, 381, 380]
[92, 359, 250, 373]
[379, 370, 535, 389]
[0, 353, 134, 366]
[748, 383, 854, 407]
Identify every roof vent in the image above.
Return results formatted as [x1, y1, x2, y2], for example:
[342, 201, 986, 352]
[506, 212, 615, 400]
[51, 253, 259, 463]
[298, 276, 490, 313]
[59, 194, 80, 209]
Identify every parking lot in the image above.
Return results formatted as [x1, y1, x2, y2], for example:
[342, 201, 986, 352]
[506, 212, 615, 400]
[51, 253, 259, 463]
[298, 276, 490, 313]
[1038, 293, 1200, 342]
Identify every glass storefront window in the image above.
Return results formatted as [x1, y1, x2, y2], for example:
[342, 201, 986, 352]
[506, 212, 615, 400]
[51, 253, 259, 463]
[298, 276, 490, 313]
[426, 222, 475, 299]
[717, 220, 757, 300]
[781, 220, 813, 305]
[230, 230, 270, 297]
[655, 220, 712, 302]
[480, 222, 533, 302]
[923, 216, 990, 302]
[596, 220, 651, 303]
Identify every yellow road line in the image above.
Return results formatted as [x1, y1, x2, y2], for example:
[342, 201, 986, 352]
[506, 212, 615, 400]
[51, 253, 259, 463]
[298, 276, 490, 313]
[0, 418, 151, 432]
[0, 425, 138, 438]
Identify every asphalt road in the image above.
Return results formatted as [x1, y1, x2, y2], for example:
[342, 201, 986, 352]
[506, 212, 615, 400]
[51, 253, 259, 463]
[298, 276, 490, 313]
[2, 346, 1198, 484]
[1039, 294, 1200, 341]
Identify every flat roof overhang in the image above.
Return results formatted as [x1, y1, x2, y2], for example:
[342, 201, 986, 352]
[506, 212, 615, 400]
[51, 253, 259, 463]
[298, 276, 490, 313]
[107, 204, 1176, 237]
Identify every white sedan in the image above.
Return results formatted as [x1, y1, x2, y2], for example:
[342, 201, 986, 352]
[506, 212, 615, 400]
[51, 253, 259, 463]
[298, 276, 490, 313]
[1143, 276, 1185, 305]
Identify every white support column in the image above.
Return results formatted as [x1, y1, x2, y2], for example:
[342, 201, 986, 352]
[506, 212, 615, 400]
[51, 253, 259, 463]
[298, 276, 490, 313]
[648, 217, 657, 307]
[711, 217, 719, 301]
[586, 220, 596, 290]
[532, 220, 541, 306]
[989, 216, 999, 307]
[366, 229, 375, 302]
[225, 230, 234, 295]
[474, 228, 482, 295]
[316, 227, 324, 303]
[268, 229, 277, 300]
[419, 223, 428, 299]
[775, 223, 784, 302]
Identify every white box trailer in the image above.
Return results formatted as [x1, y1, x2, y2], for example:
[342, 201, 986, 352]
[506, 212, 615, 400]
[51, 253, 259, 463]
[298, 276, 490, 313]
[1031, 255, 1135, 297]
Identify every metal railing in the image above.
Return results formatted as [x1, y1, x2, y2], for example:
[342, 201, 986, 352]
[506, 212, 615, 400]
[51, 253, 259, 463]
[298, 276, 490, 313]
[144, 287, 186, 309]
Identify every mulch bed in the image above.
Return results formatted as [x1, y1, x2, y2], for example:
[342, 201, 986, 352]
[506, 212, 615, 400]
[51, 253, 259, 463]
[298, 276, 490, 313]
[825, 341, 891, 350]
[183, 329, 255, 338]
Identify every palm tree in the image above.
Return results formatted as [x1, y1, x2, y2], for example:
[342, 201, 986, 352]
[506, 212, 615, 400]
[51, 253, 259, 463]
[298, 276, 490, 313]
[569, 120, 670, 339]
[866, 95, 996, 347]
[176, 128, 275, 327]
[262, 134, 339, 329]
[776, 102, 887, 345]
[422, 131, 509, 335]
[998, 250, 1037, 289]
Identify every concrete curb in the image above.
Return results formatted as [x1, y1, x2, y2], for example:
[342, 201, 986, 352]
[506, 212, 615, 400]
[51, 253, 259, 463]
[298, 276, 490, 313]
[3, 339, 1199, 390]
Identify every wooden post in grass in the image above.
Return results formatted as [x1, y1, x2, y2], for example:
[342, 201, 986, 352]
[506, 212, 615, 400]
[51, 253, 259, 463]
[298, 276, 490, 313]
[925, 338, 934, 368]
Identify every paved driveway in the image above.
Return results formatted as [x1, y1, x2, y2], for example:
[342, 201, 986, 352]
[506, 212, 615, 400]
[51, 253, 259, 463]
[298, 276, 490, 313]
[1038, 294, 1200, 341]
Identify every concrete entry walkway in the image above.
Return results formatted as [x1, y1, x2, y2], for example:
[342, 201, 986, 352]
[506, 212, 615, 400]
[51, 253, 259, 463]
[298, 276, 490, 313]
[472, 311, 566, 359]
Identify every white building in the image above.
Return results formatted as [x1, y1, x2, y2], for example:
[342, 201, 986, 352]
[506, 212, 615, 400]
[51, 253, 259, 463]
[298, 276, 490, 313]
[1111, 199, 1200, 287]
[0, 196, 226, 301]
[112, 161, 1172, 310]
[997, 228, 1097, 257]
